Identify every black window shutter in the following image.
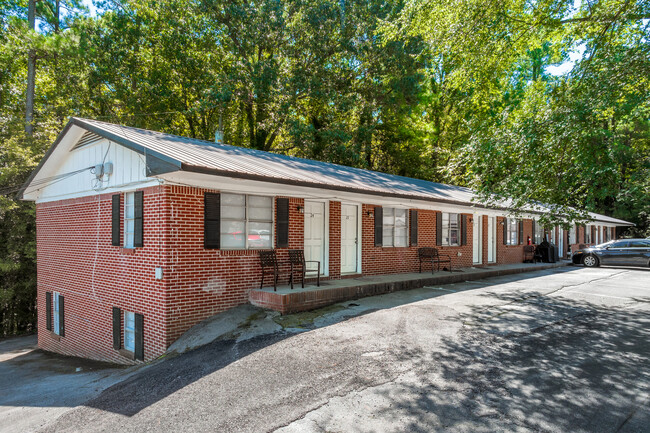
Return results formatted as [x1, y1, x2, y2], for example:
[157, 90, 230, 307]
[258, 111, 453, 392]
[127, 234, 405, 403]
[461, 214, 468, 246]
[503, 218, 508, 245]
[134, 313, 144, 361]
[409, 210, 418, 246]
[204, 192, 221, 249]
[112, 307, 121, 350]
[518, 219, 524, 244]
[46, 292, 52, 331]
[112, 194, 121, 246]
[374, 207, 383, 247]
[276, 198, 289, 248]
[134, 191, 144, 248]
[436, 212, 442, 246]
[58, 295, 65, 337]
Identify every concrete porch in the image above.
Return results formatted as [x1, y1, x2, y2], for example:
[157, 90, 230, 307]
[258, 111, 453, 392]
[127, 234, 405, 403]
[249, 261, 571, 314]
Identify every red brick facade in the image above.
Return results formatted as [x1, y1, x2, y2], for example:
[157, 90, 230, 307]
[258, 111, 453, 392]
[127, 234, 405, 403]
[36, 184, 605, 364]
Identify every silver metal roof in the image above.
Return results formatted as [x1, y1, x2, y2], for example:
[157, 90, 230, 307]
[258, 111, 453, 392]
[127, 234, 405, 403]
[30, 117, 634, 225]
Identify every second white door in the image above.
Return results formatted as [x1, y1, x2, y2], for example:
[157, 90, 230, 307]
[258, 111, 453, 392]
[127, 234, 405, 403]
[304, 201, 326, 274]
[341, 204, 359, 274]
[487, 216, 496, 263]
[473, 215, 483, 265]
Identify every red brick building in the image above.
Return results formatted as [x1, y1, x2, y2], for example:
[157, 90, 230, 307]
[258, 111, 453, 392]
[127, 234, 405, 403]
[22, 118, 632, 364]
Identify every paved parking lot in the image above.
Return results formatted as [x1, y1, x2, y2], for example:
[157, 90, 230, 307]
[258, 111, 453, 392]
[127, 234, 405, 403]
[3, 266, 649, 432]
[0, 335, 131, 433]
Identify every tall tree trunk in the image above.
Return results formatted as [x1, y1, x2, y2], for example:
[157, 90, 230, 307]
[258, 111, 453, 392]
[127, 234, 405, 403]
[25, 0, 36, 136]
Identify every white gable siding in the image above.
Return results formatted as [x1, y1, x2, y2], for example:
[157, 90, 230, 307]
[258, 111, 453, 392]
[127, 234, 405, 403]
[27, 136, 156, 203]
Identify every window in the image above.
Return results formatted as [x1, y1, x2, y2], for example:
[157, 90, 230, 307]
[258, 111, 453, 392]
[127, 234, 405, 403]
[53, 292, 62, 335]
[506, 218, 518, 245]
[382, 208, 408, 247]
[585, 225, 592, 244]
[124, 192, 135, 248]
[441, 213, 460, 246]
[113, 307, 144, 360]
[221, 193, 273, 249]
[628, 240, 650, 248]
[533, 220, 544, 244]
[124, 311, 135, 352]
[603, 227, 609, 242]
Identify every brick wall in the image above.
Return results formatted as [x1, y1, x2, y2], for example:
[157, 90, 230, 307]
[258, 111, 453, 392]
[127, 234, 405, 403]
[39, 182, 596, 364]
[164, 188, 307, 345]
[361, 206, 475, 274]
[36, 186, 167, 365]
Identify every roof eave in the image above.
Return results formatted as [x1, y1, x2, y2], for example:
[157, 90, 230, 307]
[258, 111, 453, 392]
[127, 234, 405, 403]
[20, 118, 183, 200]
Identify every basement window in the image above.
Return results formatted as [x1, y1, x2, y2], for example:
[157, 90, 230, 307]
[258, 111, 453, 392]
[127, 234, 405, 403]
[53, 292, 62, 335]
[124, 311, 135, 353]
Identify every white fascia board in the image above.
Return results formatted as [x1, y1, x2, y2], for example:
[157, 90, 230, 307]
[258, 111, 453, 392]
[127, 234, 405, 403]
[157, 171, 511, 217]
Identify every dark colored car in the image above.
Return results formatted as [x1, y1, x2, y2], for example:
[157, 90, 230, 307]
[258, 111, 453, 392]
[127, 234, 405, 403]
[573, 239, 650, 267]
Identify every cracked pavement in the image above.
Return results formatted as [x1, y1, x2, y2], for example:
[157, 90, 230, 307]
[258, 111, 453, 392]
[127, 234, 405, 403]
[22, 266, 650, 432]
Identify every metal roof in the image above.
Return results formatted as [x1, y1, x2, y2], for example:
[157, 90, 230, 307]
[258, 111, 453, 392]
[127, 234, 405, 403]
[23, 117, 635, 226]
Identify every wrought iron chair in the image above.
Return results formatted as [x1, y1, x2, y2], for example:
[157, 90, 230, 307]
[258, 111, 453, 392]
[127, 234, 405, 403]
[418, 247, 452, 273]
[523, 245, 536, 263]
[288, 250, 320, 289]
[259, 250, 282, 291]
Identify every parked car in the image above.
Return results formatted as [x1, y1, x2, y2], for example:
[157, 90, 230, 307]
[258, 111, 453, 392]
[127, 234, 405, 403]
[573, 239, 650, 267]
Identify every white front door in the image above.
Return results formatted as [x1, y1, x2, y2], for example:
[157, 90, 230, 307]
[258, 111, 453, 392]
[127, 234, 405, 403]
[473, 215, 482, 265]
[304, 201, 326, 274]
[487, 216, 496, 263]
[341, 204, 359, 274]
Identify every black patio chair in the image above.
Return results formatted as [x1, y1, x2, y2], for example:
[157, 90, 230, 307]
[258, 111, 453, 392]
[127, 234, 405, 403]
[418, 247, 452, 273]
[523, 245, 536, 263]
[259, 250, 283, 291]
[288, 250, 320, 289]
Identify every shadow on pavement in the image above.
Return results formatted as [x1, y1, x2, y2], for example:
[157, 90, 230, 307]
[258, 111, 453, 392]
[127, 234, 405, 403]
[375, 295, 650, 432]
[60, 266, 648, 431]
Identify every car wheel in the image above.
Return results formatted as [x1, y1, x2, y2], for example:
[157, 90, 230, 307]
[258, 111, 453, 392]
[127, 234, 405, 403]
[583, 255, 599, 267]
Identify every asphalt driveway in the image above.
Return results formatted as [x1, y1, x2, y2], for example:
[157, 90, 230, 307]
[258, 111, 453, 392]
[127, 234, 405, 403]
[6, 266, 650, 432]
[0, 335, 131, 433]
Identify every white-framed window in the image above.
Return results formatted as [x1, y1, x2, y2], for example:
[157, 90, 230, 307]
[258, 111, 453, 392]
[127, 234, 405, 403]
[124, 192, 135, 248]
[382, 208, 408, 247]
[533, 220, 544, 244]
[585, 225, 592, 243]
[441, 213, 460, 246]
[506, 218, 518, 245]
[221, 193, 273, 249]
[53, 292, 61, 335]
[124, 311, 135, 352]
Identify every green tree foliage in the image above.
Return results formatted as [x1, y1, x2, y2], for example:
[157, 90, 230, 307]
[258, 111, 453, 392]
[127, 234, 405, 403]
[392, 0, 649, 228]
[1, 0, 648, 336]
